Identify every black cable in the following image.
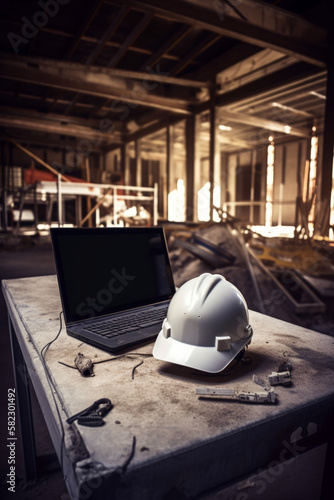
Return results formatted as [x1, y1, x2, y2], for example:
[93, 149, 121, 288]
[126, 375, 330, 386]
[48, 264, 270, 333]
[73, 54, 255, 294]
[40, 311, 66, 471]
[131, 360, 144, 379]
[41, 312, 63, 358]
[118, 436, 136, 475]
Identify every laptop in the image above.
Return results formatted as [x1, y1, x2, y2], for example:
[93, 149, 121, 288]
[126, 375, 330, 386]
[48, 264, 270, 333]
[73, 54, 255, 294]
[50, 226, 175, 352]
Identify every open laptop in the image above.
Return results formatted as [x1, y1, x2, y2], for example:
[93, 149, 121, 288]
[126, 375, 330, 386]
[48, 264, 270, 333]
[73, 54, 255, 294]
[50, 227, 175, 352]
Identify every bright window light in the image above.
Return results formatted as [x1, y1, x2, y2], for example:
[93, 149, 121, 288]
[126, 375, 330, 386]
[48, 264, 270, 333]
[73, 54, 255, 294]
[168, 179, 185, 221]
[219, 124, 232, 131]
[197, 182, 221, 222]
[266, 142, 275, 227]
[308, 135, 318, 236]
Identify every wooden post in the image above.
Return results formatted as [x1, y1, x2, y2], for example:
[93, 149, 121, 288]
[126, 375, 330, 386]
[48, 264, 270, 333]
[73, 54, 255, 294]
[209, 78, 218, 221]
[84, 157, 93, 227]
[318, 28, 334, 236]
[185, 115, 195, 222]
[79, 188, 113, 227]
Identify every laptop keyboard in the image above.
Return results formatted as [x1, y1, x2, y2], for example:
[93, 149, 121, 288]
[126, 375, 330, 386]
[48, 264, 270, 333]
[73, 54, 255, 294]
[84, 305, 168, 338]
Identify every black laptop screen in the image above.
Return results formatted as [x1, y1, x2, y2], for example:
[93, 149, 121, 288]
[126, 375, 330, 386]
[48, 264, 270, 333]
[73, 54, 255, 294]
[50, 227, 175, 324]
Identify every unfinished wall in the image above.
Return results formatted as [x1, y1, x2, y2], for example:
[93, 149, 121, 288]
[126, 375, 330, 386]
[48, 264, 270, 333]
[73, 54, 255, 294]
[273, 140, 308, 226]
[224, 149, 265, 224]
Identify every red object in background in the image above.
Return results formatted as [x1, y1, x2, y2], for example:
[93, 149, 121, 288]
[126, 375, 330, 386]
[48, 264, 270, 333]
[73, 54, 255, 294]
[24, 167, 86, 185]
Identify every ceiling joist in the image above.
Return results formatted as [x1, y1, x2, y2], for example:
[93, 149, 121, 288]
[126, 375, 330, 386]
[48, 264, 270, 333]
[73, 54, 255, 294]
[0, 53, 207, 88]
[0, 1, 328, 153]
[122, 0, 327, 67]
[218, 109, 311, 138]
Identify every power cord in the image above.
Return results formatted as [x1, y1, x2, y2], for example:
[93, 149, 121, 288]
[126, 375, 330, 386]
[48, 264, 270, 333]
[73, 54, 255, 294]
[40, 311, 65, 471]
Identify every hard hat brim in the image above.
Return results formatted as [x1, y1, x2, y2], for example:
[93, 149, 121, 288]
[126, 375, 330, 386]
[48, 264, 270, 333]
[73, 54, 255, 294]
[153, 329, 252, 374]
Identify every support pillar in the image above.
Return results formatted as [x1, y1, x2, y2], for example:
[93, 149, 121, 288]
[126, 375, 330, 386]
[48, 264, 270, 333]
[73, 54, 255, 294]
[166, 126, 171, 220]
[135, 140, 141, 188]
[318, 28, 334, 236]
[209, 79, 218, 221]
[185, 115, 195, 221]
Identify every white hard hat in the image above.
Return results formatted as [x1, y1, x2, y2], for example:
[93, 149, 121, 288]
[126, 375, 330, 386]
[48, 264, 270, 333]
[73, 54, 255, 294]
[153, 273, 253, 373]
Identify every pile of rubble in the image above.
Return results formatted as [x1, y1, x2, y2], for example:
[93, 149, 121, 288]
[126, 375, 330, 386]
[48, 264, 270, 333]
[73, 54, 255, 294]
[164, 222, 334, 336]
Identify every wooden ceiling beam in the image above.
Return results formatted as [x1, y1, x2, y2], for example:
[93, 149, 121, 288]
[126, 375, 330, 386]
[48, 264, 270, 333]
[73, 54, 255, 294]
[0, 114, 122, 144]
[0, 53, 206, 88]
[194, 62, 325, 113]
[107, 12, 153, 68]
[0, 61, 194, 114]
[121, 0, 327, 67]
[218, 109, 311, 138]
[171, 33, 222, 76]
[139, 24, 193, 71]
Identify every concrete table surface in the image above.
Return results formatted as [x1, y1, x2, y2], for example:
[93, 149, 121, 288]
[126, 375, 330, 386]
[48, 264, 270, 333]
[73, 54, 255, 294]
[2, 275, 334, 499]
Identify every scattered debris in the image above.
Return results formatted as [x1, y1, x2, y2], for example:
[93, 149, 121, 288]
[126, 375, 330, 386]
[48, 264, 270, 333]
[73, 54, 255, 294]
[75, 353, 94, 377]
[59, 352, 153, 379]
[172, 237, 231, 268]
[268, 370, 292, 386]
[278, 356, 293, 373]
[252, 374, 269, 390]
[196, 359, 293, 404]
[166, 220, 334, 335]
[253, 368, 292, 390]
[269, 354, 293, 386]
[192, 233, 236, 264]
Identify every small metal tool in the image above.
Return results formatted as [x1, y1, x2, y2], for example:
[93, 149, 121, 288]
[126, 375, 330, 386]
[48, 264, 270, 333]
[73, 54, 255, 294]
[196, 387, 276, 404]
[268, 370, 292, 386]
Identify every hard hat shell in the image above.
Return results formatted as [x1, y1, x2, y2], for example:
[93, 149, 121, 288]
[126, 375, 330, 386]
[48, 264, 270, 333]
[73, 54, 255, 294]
[153, 273, 253, 373]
